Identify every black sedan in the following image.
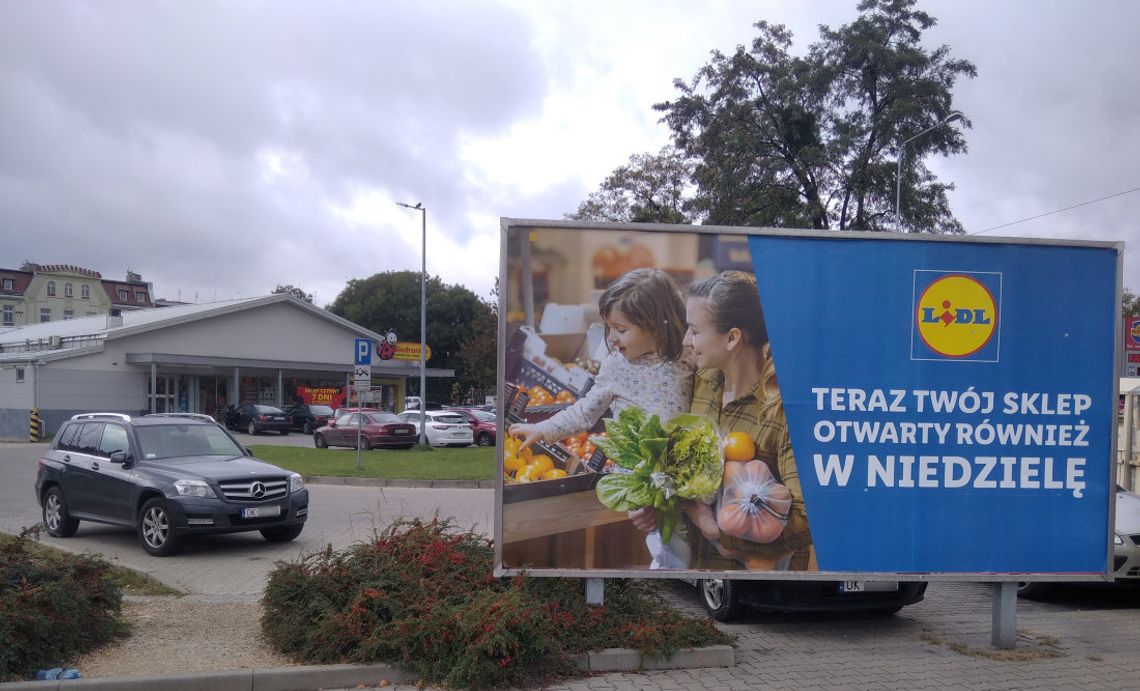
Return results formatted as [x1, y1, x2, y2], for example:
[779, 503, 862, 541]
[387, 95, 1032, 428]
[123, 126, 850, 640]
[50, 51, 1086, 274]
[313, 411, 418, 450]
[228, 403, 292, 435]
[285, 403, 335, 434]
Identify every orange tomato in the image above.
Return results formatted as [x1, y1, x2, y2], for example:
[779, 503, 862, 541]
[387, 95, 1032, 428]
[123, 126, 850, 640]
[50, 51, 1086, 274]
[526, 386, 554, 407]
[723, 431, 757, 463]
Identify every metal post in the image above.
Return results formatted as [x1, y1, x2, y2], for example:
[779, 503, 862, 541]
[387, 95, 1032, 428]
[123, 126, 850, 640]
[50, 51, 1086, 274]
[991, 582, 1017, 649]
[894, 111, 963, 230]
[150, 363, 157, 414]
[419, 205, 427, 446]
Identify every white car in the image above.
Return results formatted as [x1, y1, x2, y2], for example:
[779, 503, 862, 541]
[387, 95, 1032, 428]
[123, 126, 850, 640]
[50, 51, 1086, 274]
[396, 410, 474, 447]
[1018, 485, 1140, 598]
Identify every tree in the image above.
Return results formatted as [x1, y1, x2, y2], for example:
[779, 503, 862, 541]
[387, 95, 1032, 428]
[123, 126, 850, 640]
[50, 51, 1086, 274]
[327, 271, 493, 401]
[1124, 288, 1140, 318]
[455, 279, 499, 402]
[568, 147, 697, 224]
[273, 284, 314, 303]
[654, 0, 975, 232]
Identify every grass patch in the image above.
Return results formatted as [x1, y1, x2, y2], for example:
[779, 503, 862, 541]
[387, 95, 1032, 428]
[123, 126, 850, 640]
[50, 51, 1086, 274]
[250, 445, 495, 481]
[920, 627, 1066, 661]
[0, 531, 181, 597]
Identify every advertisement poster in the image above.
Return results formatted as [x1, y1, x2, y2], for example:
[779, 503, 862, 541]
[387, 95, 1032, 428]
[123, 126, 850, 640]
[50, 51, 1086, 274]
[495, 220, 1120, 580]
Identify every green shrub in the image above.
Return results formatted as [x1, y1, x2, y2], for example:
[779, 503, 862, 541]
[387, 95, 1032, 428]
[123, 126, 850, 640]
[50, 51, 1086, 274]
[0, 527, 127, 681]
[262, 518, 733, 689]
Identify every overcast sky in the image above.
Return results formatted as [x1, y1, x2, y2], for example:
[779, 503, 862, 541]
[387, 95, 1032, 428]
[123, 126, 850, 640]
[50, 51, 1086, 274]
[2, 0, 1138, 305]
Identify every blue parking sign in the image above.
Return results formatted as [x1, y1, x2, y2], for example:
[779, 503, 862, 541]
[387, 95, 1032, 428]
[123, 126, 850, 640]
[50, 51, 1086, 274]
[354, 338, 372, 366]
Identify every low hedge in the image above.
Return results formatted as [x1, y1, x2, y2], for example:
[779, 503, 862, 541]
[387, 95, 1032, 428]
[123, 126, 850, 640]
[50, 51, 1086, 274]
[0, 527, 128, 681]
[262, 518, 733, 689]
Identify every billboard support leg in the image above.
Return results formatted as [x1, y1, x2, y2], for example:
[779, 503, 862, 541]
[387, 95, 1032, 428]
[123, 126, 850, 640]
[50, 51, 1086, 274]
[991, 582, 1017, 649]
[585, 578, 604, 606]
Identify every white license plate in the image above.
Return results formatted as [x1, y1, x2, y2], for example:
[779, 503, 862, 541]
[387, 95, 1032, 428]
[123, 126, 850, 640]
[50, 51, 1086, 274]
[393, 429, 409, 434]
[241, 505, 282, 519]
[840, 580, 899, 593]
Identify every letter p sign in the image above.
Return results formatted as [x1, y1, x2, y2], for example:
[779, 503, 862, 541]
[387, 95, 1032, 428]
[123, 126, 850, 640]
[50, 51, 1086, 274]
[354, 338, 372, 366]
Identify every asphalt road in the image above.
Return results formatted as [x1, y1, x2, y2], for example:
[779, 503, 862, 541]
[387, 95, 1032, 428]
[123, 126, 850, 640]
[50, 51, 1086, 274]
[0, 438, 492, 600]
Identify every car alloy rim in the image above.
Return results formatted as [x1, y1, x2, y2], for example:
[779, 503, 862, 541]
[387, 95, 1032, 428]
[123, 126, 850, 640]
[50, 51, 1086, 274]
[702, 579, 725, 610]
[45, 494, 61, 530]
[143, 507, 169, 547]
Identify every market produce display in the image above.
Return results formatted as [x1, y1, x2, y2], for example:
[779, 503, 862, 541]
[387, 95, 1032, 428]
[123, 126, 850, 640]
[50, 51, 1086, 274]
[716, 460, 791, 543]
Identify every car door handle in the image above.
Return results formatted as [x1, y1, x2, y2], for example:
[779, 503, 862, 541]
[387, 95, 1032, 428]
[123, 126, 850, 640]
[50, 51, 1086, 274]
[91, 461, 100, 471]
[63, 455, 71, 463]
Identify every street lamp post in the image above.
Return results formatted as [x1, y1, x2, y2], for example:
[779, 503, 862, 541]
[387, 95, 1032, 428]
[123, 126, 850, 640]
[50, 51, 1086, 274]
[396, 201, 428, 446]
[895, 111, 963, 230]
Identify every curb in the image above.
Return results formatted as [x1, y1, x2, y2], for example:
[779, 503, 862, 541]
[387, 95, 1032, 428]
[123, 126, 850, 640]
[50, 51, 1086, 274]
[0, 647, 734, 690]
[304, 475, 496, 489]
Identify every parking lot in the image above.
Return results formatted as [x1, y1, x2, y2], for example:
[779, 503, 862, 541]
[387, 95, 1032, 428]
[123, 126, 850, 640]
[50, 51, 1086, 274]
[3, 438, 1139, 688]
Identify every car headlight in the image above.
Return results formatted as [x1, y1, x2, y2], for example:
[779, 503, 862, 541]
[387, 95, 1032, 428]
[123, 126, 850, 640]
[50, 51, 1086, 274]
[174, 479, 216, 499]
[1115, 533, 1125, 546]
[289, 473, 305, 493]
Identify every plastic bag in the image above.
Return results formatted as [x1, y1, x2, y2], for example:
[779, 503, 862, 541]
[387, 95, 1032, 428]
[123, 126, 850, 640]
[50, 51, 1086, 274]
[716, 460, 792, 543]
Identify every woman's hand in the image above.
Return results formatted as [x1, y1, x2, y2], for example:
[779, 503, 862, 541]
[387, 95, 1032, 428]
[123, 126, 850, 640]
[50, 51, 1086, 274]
[627, 507, 658, 533]
[507, 423, 542, 451]
[682, 501, 740, 559]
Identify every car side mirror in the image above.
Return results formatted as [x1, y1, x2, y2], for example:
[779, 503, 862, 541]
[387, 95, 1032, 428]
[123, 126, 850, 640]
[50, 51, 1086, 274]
[329, 420, 337, 428]
[244, 447, 254, 456]
[109, 451, 129, 464]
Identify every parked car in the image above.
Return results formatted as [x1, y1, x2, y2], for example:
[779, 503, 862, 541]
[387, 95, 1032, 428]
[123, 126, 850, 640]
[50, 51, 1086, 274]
[693, 577, 927, 622]
[285, 403, 336, 434]
[444, 407, 497, 446]
[396, 410, 474, 447]
[36, 412, 308, 557]
[227, 403, 291, 435]
[403, 396, 445, 411]
[1017, 485, 1140, 599]
[313, 411, 419, 450]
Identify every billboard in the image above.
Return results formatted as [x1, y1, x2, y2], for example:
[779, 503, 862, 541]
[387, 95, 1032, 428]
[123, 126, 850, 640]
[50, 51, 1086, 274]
[495, 220, 1121, 581]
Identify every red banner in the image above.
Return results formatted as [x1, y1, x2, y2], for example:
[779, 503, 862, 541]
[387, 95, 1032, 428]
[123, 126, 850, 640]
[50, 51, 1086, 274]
[1127, 317, 1140, 353]
[296, 386, 346, 408]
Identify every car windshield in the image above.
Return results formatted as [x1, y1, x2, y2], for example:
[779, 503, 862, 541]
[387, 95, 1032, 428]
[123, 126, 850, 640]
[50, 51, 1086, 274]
[255, 405, 285, 414]
[472, 410, 496, 422]
[309, 405, 335, 415]
[367, 412, 402, 424]
[135, 424, 244, 460]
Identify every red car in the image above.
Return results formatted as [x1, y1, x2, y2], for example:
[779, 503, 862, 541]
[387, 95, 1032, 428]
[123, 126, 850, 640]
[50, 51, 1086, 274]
[444, 407, 497, 447]
[313, 411, 418, 450]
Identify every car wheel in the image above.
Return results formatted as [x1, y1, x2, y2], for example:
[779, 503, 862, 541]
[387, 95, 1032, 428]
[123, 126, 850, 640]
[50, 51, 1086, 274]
[314, 433, 328, 448]
[42, 486, 79, 538]
[1016, 581, 1054, 600]
[476, 432, 494, 447]
[260, 524, 304, 542]
[248, 421, 258, 435]
[302, 422, 312, 435]
[360, 436, 373, 450]
[138, 497, 183, 557]
[700, 578, 743, 622]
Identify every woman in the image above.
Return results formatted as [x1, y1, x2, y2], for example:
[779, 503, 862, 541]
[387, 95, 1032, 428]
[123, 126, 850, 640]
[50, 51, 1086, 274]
[631, 270, 813, 570]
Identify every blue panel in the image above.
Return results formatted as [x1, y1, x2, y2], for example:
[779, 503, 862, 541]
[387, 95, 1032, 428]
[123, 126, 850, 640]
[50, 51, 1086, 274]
[748, 235, 1116, 574]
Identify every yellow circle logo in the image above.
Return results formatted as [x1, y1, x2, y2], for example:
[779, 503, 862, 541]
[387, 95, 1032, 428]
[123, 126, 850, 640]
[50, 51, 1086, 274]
[916, 275, 997, 357]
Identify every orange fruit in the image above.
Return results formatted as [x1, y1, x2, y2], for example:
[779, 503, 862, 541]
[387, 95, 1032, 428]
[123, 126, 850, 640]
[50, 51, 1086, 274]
[526, 386, 554, 407]
[555, 390, 577, 404]
[723, 432, 756, 463]
[542, 468, 568, 480]
[529, 454, 555, 475]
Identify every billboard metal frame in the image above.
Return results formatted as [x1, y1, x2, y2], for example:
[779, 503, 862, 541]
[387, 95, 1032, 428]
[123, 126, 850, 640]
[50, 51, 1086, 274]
[494, 218, 1123, 583]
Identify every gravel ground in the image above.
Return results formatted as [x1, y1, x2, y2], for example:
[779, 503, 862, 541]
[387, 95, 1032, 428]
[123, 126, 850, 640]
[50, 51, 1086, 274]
[70, 596, 296, 678]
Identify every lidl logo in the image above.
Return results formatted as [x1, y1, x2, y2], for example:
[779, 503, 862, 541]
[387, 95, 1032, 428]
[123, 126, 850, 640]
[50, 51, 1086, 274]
[911, 271, 1002, 362]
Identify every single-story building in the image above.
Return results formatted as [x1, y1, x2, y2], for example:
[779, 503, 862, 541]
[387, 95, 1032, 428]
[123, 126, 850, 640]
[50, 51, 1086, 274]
[0, 294, 451, 440]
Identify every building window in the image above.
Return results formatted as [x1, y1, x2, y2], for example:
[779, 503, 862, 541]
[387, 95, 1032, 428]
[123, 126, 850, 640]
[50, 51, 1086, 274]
[64, 282, 73, 297]
[46, 281, 56, 296]
[40, 308, 51, 323]
[16, 368, 24, 383]
[81, 284, 90, 299]
[2, 305, 11, 325]
[1, 278, 12, 290]
[135, 291, 146, 303]
[63, 309, 74, 320]
[118, 289, 128, 301]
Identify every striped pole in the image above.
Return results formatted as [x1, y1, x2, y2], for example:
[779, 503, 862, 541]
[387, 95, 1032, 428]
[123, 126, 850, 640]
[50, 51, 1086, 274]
[30, 408, 42, 442]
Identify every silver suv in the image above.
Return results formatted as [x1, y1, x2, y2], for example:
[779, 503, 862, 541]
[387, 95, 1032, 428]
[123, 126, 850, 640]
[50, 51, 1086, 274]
[35, 413, 309, 556]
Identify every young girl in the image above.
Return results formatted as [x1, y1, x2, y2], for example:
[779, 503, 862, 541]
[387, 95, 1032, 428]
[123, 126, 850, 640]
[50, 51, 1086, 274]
[509, 267, 694, 568]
